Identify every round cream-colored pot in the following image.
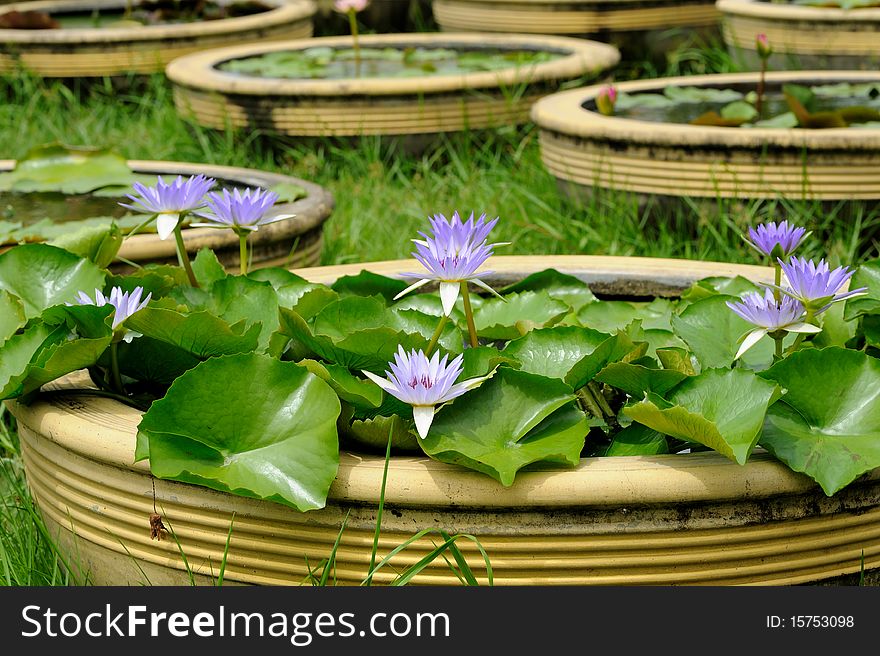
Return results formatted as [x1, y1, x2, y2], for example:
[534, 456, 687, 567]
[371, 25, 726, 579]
[0, 159, 334, 272]
[717, 0, 880, 70]
[166, 32, 620, 138]
[532, 70, 880, 202]
[0, 0, 316, 77]
[432, 0, 720, 62]
[10, 255, 880, 586]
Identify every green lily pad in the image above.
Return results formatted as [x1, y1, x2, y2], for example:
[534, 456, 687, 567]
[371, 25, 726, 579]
[47, 223, 122, 269]
[844, 259, 880, 320]
[0, 144, 135, 194]
[595, 361, 688, 398]
[473, 291, 569, 340]
[192, 248, 228, 288]
[503, 326, 636, 390]
[296, 359, 382, 411]
[330, 270, 408, 302]
[343, 413, 420, 453]
[499, 268, 597, 312]
[0, 323, 66, 399]
[624, 368, 779, 465]
[137, 353, 341, 511]
[421, 368, 589, 486]
[0, 244, 105, 318]
[759, 347, 880, 496]
[604, 423, 669, 456]
[0, 290, 26, 343]
[578, 298, 675, 334]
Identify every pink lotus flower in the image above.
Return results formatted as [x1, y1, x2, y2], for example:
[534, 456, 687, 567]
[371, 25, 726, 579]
[334, 0, 369, 12]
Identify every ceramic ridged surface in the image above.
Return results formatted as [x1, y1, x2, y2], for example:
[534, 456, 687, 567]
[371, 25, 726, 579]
[9, 256, 880, 586]
[433, 0, 718, 33]
[531, 71, 880, 201]
[0, 0, 315, 77]
[722, 15, 880, 57]
[165, 33, 620, 138]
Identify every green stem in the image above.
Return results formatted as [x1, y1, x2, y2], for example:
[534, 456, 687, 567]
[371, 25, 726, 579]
[460, 282, 479, 348]
[239, 233, 249, 276]
[109, 342, 124, 395]
[348, 9, 361, 76]
[774, 335, 783, 361]
[588, 381, 614, 418]
[575, 388, 603, 420]
[756, 58, 767, 119]
[173, 223, 199, 288]
[773, 263, 781, 303]
[425, 314, 449, 356]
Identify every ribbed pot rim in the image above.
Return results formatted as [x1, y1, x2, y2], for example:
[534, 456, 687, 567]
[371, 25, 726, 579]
[165, 32, 621, 97]
[0, 0, 315, 43]
[716, 0, 880, 20]
[11, 254, 872, 510]
[0, 158, 333, 258]
[531, 70, 880, 149]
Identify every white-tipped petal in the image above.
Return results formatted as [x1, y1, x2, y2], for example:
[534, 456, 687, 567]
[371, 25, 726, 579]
[156, 212, 180, 240]
[787, 322, 823, 334]
[262, 213, 296, 224]
[412, 405, 436, 439]
[439, 281, 460, 316]
[735, 329, 767, 360]
[393, 278, 431, 301]
[361, 370, 396, 393]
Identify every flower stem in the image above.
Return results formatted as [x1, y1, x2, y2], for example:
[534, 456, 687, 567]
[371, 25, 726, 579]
[348, 9, 361, 76]
[773, 263, 781, 303]
[425, 314, 449, 356]
[460, 281, 479, 348]
[756, 58, 767, 119]
[109, 342, 124, 394]
[173, 223, 199, 288]
[588, 381, 615, 418]
[575, 387, 603, 420]
[774, 335, 784, 361]
[239, 233, 249, 276]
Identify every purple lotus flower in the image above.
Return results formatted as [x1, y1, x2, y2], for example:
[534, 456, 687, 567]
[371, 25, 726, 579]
[190, 187, 295, 234]
[778, 257, 868, 314]
[394, 212, 507, 316]
[119, 175, 216, 241]
[744, 221, 809, 260]
[726, 288, 820, 359]
[71, 286, 152, 342]
[362, 346, 489, 439]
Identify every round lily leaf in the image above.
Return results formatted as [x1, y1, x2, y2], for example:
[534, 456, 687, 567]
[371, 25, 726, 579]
[0, 290, 26, 343]
[138, 353, 341, 511]
[595, 361, 688, 398]
[759, 347, 880, 496]
[472, 291, 569, 341]
[420, 368, 589, 486]
[330, 270, 408, 302]
[578, 298, 675, 334]
[0, 244, 105, 318]
[499, 268, 597, 312]
[0, 323, 66, 399]
[624, 368, 779, 465]
[343, 414, 420, 453]
[605, 424, 669, 457]
[844, 258, 880, 321]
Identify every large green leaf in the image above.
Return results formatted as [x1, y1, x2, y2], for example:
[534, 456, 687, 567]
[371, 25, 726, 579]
[106, 265, 189, 299]
[115, 336, 202, 386]
[0, 323, 66, 398]
[137, 354, 341, 511]
[595, 360, 688, 398]
[0, 244, 105, 318]
[844, 259, 880, 320]
[472, 291, 569, 340]
[605, 423, 669, 456]
[0, 290, 26, 343]
[420, 368, 589, 486]
[330, 270, 408, 302]
[47, 223, 123, 269]
[249, 268, 338, 318]
[499, 269, 597, 312]
[578, 298, 675, 334]
[624, 368, 778, 464]
[125, 306, 261, 359]
[191, 248, 227, 288]
[296, 359, 382, 410]
[503, 326, 636, 390]
[759, 348, 880, 495]
[0, 144, 135, 194]
[680, 275, 761, 303]
[343, 413, 420, 453]
[671, 295, 775, 370]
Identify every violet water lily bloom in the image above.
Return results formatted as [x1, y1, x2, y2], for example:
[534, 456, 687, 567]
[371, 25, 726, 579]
[778, 256, 868, 314]
[190, 187, 295, 234]
[726, 288, 821, 359]
[119, 174, 216, 241]
[394, 211, 508, 316]
[744, 220, 809, 259]
[362, 346, 489, 439]
[71, 286, 152, 342]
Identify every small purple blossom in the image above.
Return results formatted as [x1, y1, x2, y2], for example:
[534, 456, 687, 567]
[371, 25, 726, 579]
[778, 257, 868, 314]
[726, 288, 820, 359]
[744, 221, 809, 260]
[362, 346, 488, 439]
[394, 212, 507, 316]
[119, 175, 216, 241]
[71, 286, 152, 342]
[190, 187, 295, 234]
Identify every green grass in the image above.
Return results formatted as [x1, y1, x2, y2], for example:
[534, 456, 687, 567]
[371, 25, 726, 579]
[1, 34, 879, 586]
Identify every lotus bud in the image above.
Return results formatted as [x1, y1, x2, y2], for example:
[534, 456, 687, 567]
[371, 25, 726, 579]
[596, 86, 618, 116]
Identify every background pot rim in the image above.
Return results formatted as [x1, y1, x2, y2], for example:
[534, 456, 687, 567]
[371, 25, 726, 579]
[716, 0, 880, 20]
[0, 158, 334, 259]
[165, 32, 621, 97]
[531, 70, 880, 149]
[0, 0, 316, 43]
[11, 254, 864, 509]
